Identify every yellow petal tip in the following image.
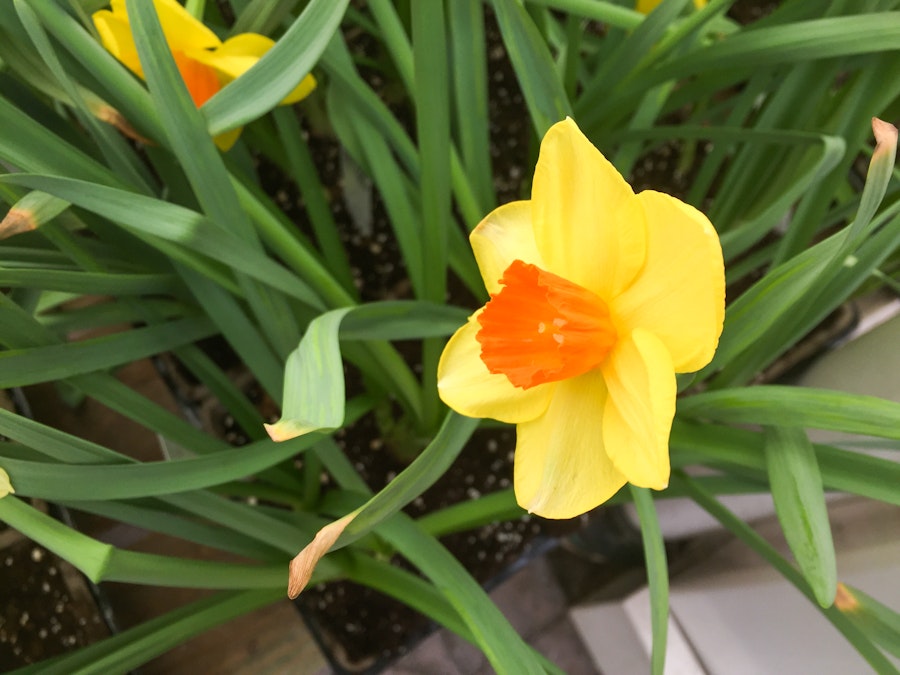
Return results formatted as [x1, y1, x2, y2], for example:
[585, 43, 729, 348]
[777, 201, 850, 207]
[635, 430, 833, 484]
[0, 468, 15, 498]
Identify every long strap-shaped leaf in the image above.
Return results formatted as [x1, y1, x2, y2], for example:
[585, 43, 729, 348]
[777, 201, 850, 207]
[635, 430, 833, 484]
[764, 426, 837, 608]
[0, 316, 215, 387]
[203, 0, 350, 136]
[2, 174, 323, 309]
[676, 473, 899, 674]
[0, 434, 318, 501]
[678, 385, 900, 440]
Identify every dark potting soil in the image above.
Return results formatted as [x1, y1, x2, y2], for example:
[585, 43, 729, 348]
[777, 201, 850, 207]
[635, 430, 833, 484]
[0, 534, 110, 670]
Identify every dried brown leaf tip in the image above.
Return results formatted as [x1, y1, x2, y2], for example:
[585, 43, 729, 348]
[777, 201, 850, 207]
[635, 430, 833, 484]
[834, 582, 859, 613]
[287, 512, 356, 599]
[0, 208, 37, 240]
[96, 105, 153, 145]
[872, 117, 898, 149]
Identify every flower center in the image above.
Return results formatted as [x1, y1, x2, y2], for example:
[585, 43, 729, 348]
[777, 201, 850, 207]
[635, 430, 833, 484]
[476, 260, 617, 389]
[173, 52, 221, 107]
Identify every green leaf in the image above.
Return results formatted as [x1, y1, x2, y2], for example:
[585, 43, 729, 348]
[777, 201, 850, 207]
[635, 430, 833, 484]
[678, 386, 900, 441]
[0, 495, 112, 582]
[676, 473, 899, 674]
[0, 316, 215, 387]
[266, 307, 352, 441]
[491, 0, 573, 136]
[378, 513, 552, 675]
[670, 421, 900, 507]
[204, 0, 350, 136]
[0, 434, 321, 501]
[340, 413, 480, 545]
[1, 174, 323, 308]
[836, 583, 900, 659]
[764, 427, 837, 608]
[630, 486, 669, 675]
[268, 302, 459, 441]
[0, 268, 177, 296]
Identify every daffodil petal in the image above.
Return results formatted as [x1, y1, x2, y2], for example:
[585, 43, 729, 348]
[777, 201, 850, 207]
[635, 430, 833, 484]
[96, 0, 221, 77]
[213, 126, 243, 151]
[140, 0, 220, 52]
[187, 33, 272, 81]
[93, 9, 144, 77]
[280, 74, 318, 105]
[470, 201, 544, 295]
[437, 311, 554, 423]
[612, 190, 725, 373]
[531, 118, 646, 299]
[601, 329, 675, 490]
[188, 34, 317, 105]
[514, 370, 626, 519]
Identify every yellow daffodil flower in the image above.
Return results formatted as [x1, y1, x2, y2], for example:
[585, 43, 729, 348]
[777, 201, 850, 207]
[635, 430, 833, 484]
[636, 0, 707, 13]
[438, 118, 724, 519]
[92, 0, 316, 150]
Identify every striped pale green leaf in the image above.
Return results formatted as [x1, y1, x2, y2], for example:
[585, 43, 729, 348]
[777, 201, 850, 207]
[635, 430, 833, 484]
[678, 386, 900, 440]
[266, 307, 352, 441]
[676, 474, 899, 674]
[710, 207, 900, 387]
[764, 426, 837, 608]
[671, 421, 900, 506]
[268, 302, 466, 441]
[491, 0, 573, 136]
[204, 0, 350, 136]
[630, 486, 669, 675]
[0, 316, 215, 387]
[837, 583, 900, 659]
[2, 174, 323, 308]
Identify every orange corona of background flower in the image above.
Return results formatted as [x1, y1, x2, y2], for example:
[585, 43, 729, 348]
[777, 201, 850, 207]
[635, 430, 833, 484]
[438, 118, 725, 520]
[92, 0, 316, 150]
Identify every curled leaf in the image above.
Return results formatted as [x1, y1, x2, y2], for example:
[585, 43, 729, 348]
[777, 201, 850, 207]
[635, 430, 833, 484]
[95, 105, 153, 145]
[287, 511, 356, 599]
[872, 117, 898, 159]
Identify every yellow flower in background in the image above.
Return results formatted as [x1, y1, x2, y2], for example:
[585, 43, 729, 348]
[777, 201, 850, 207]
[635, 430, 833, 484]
[438, 118, 724, 519]
[92, 0, 316, 150]
[636, 0, 707, 13]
